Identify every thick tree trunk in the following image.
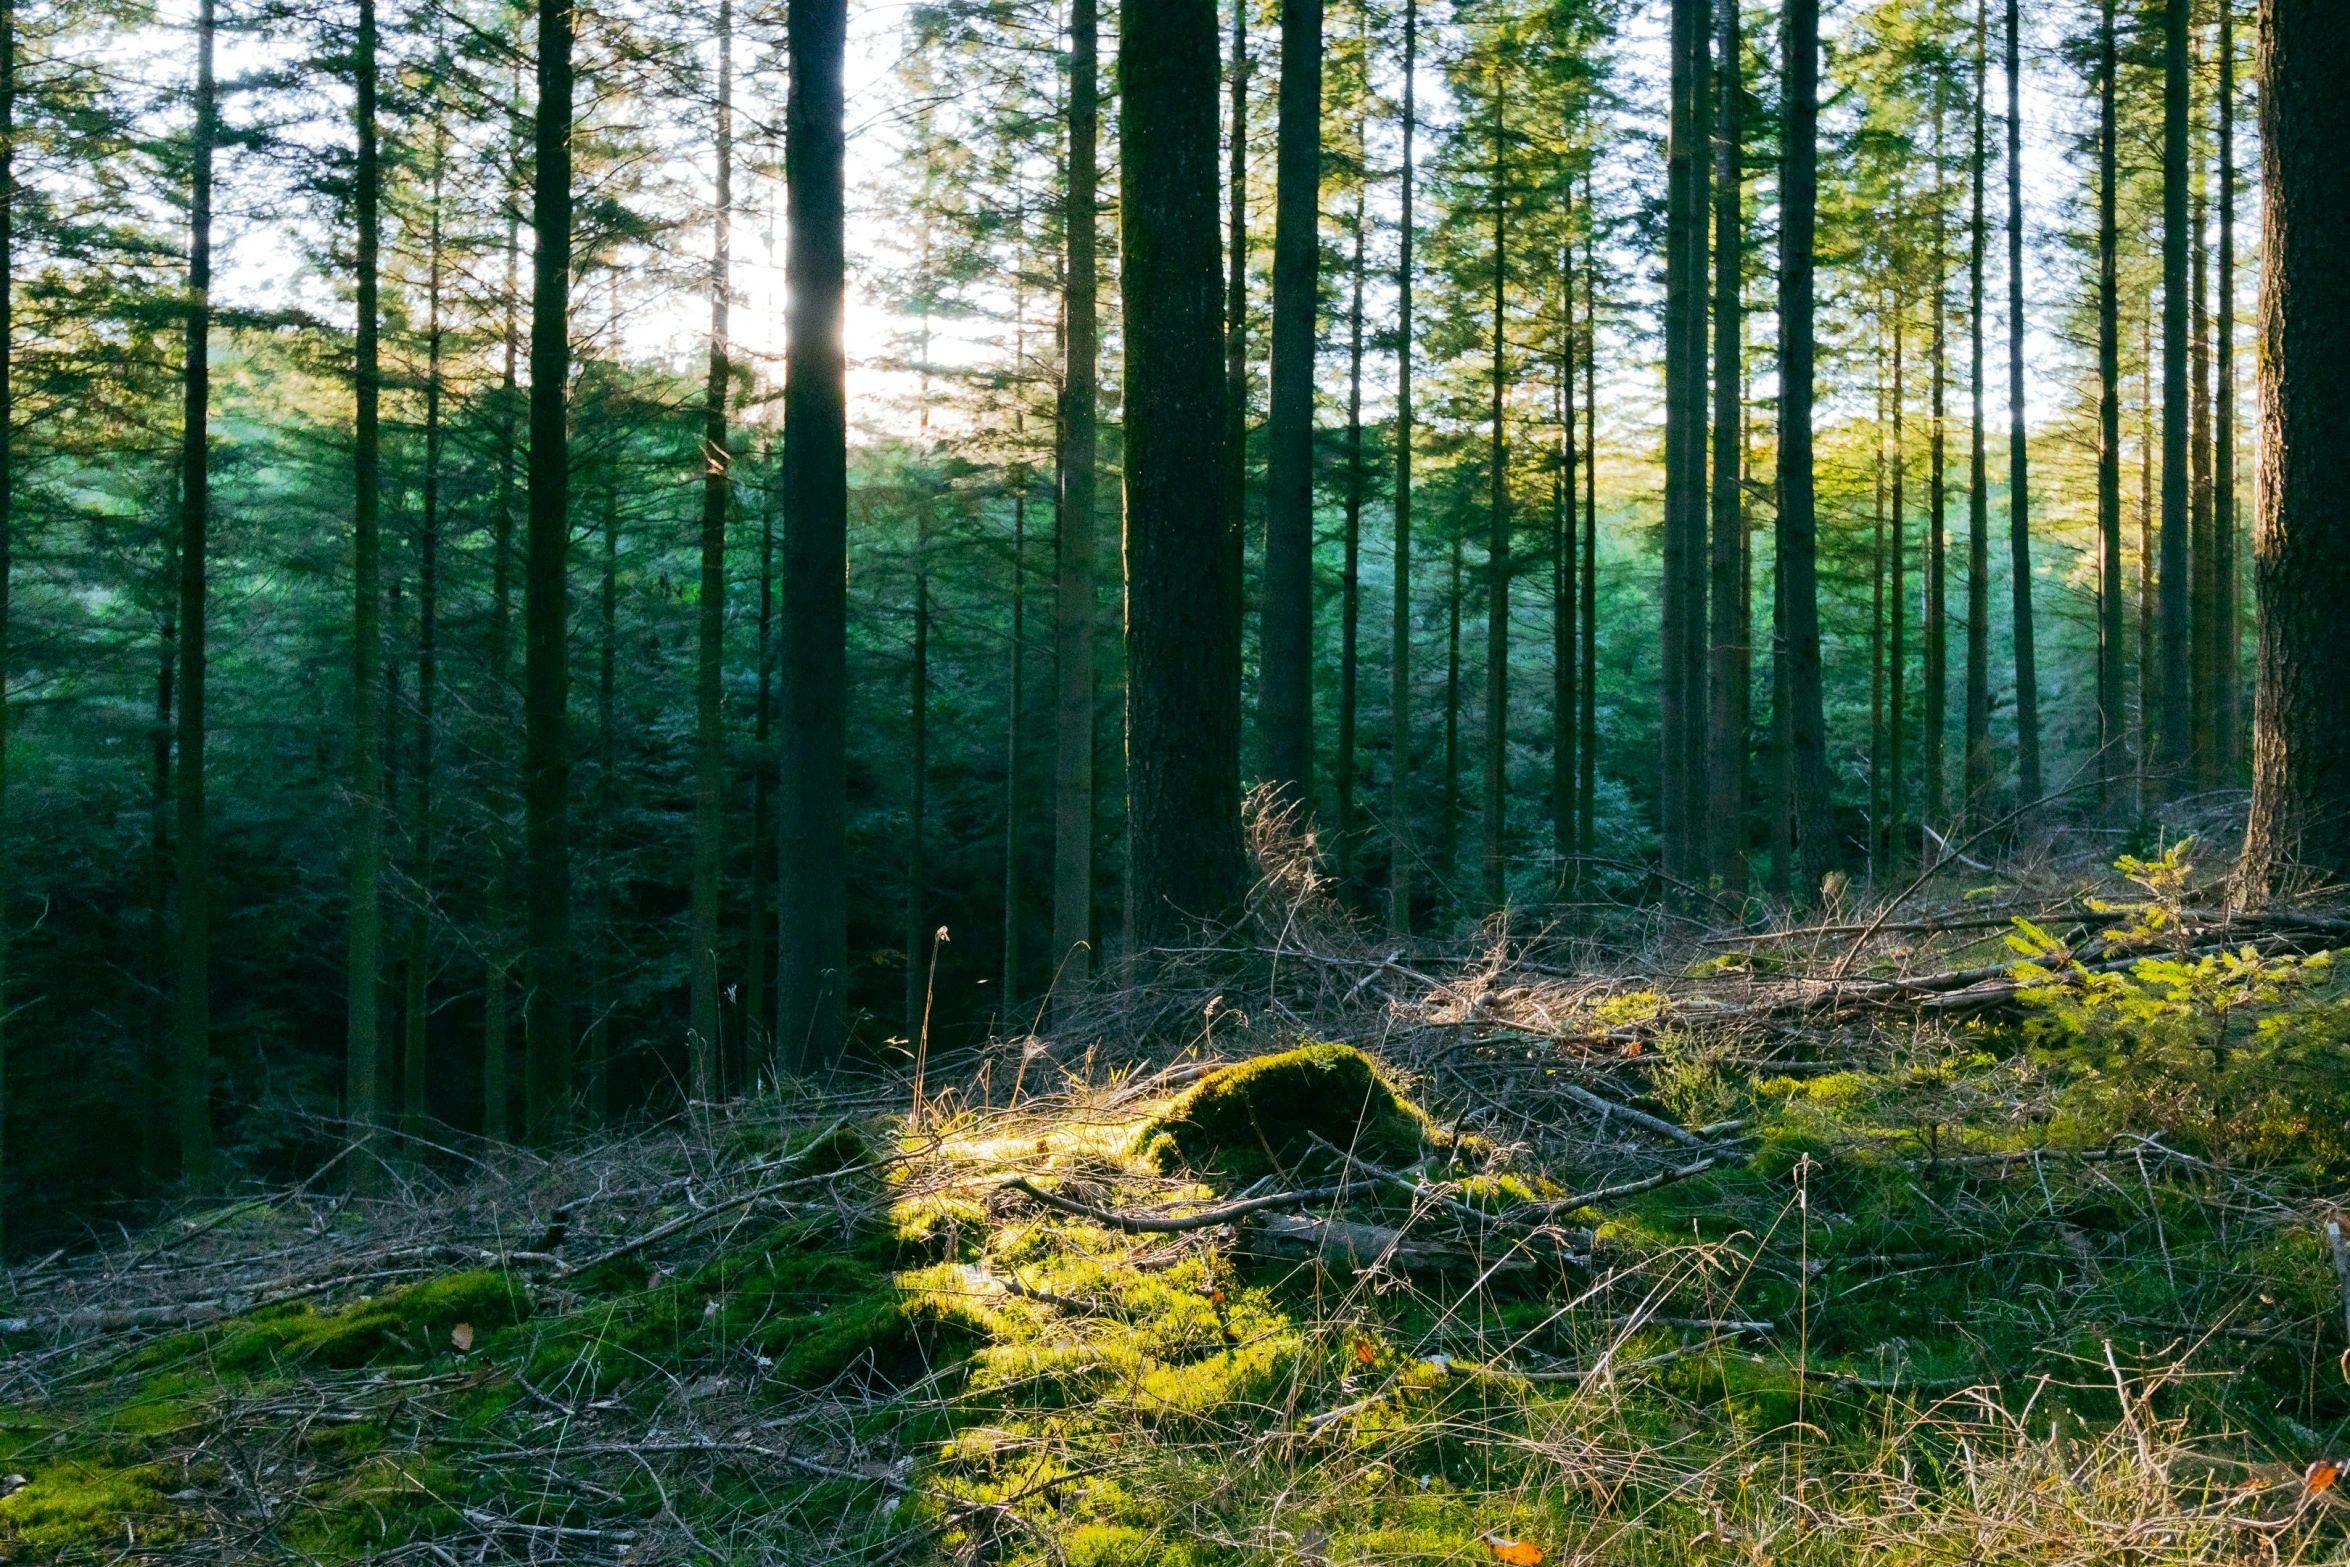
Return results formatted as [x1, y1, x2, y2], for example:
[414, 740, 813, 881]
[2004, 0, 2039, 807]
[1659, 0, 1699, 884]
[1482, 88, 1508, 913]
[523, 0, 575, 1140]
[348, 0, 383, 1168]
[2191, 72, 2215, 786]
[1965, 11, 1992, 825]
[587, 489, 614, 1125]
[1004, 479, 1025, 1007]
[1122, 0, 1242, 943]
[2239, 0, 2350, 896]
[745, 477, 774, 1059]
[1890, 312, 1907, 868]
[1259, 0, 1320, 806]
[689, 0, 732, 1099]
[2157, 0, 2192, 788]
[1388, 0, 1416, 935]
[483, 72, 522, 1140]
[1554, 229, 1577, 882]
[1706, 0, 1745, 892]
[1580, 197, 1598, 878]
[1052, 0, 1099, 996]
[906, 492, 928, 1044]
[2097, 0, 2125, 807]
[1778, 0, 1834, 892]
[177, 0, 217, 1180]
[779, 0, 847, 1067]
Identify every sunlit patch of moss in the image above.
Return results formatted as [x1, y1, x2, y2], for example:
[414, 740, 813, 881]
[0, 1460, 183, 1551]
[1136, 1042, 1436, 1176]
[209, 1270, 532, 1373]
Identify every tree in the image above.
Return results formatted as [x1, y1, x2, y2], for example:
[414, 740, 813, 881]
[1779, 0, 1835, 890]
[689, 0, 732, 1098]
[1964, 3, 1991, 821]
[177, 0, 219, 1180]
[1925, 100, 1949, 838]
[404, 106, 448, 1142]
[1659, 0, 1706, 885]
[2214, 0, 2239, 775]
[1051, 0, 1099, 997]
[347, 0, 383, 1165]
[2096, 0, 2125, 807]
[0, 0, 12, 1243]
[524, 0, 576, 1139]
[2156, 0, 2190, 786]
[1335, 12, 1368, 890]
[2238, 0, 2350, 896]
[1259, 0, 1321, 807]
[1706, 0, 1746, 891]
[1388, 0, 1417, 936]
[2003, 0, 2039, 806]
[1122, 0, 1242, 944]
[1481, 68, 1508, 914]
[779, 0, 847, 1069]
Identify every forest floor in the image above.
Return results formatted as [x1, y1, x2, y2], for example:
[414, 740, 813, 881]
[9, 817, 2350, 1565]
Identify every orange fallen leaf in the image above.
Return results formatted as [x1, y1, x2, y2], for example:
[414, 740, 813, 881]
[450, 1322, 474, 1352]
[1479, 1532, 1543, 1566]
[1354, 1338, 1377, 1365]
[2308, 1459, 2340, 1495]
[1624, 1041, 1642, 1058]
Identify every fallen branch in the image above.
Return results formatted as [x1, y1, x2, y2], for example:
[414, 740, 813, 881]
[1556, 1083, 1714, 1149]
[1000, 1176, 1382, 1234]
[1524, 1157, 1721, 1218]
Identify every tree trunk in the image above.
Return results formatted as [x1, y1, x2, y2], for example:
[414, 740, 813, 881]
[524, 0, 575, 1139]
[1388, 0, 1416, 935]
[1554, 229, 1577, 884]
[1259, 0, 1320, 806]
[745, 473, 774, 1061]
[2097, 0, 2125, 808]
[689, 0, 732, 1100]
[2004, 0, 2039, 807]
[2238, 0, 2350, 896]
[905, 506, 927, 1044]
[1778, 0, 1834, 892]
[1338, 112, 1366, 892]
[2215, 1, 2239, 776]
[1443, 520, 1461, 883]
[1872, 358, 1886, 873]
[348, 0, 384, 1170]
[2139, 305, 2155, 813]
[146, 594, 174, 1179]
[1580, 191, 1598, 879]
[0, 0, 13, 1244]
[1925, 105, 1949, 840]
[779, 0, 848, 1067]
[1225, 0, 1249, 628]
[1122, 0, 1243, 943]
[1965, 10, 1992, 824]
[587, 488, 615, 1125]
[1052, 0, 1099, 995]
[1660, 0, 1700, 884]
[404, 120, 446, 1142]
[483, 63, 522, 1141]
[1706, 0, 1745, 891]
[1482, 85, 1508, 913]
[2191, 57, 2215, 787]
[1004, 477, 1026, 1009]
[177, 0, 218, 1180]
[2157, 0, 2192, 789]
[1890, 309, 1907, 869]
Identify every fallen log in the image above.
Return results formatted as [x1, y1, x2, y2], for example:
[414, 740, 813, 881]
[999, 1176, 1383, 1234]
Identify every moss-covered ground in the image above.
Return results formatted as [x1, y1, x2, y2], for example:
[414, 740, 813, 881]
[8, 981, 2350, 1564]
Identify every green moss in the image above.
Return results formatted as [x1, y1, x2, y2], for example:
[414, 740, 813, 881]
[1137, 1042, 1434, 1176]
[212, 1269, 531, 1372]
[0, 1461, 183, 1551]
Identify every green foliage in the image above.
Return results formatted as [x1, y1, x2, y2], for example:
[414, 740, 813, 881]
[1135, 1043, 1437, 1176]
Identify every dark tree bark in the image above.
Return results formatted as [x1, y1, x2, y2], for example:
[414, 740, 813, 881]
[1553, 226, 1577, 881]
[2239, 0, 2350, 895]
[1225, 0, 1249, 618]
[2004, 0, 2039, 806]
[1890, 310, 1907, 868]
[1965, 10, 1992, 823]
[2157, 0, 2192, 787]
[1706, 0, 1746, 891]
[1482, 83, 1508, 912]
[1122, 0, 1242, 943]
[689, 0, 732, 1099]
[1580, 187, 1598, 877]
[1338, 106, 1366, 891]
[1659, 0, 1701, 883]
[906, 486, 928, 1045]
[1052, 0, 1099, 995]
[483, 63, 522, 1140]
[1442, 519, 1461, 881]
[1388, 0, 1416, 935]
[348, 0, 384, 1166]
[587, 487, 615, 1125]
[2190, 48, 2215, 785]
[2215, 1, 2239, 775]
[404, 119, 446, 1141]
[745, 473, 774, 1056]
[1259, 0, 1320, 806]
[177, 0, 217, 1180]
[2139, 307, 2155, 808]
[1925, 105, 1949, 839]
[523, 0, 575, 1140]
[1778, 0, 1835, 891]
[779, 0, 848, 1067]
[2097, 0, 2126, 806]
[1004, 454, 1026, 1006]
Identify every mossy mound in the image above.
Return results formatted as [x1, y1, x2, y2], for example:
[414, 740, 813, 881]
[1136, 1042, 1434, 1176]
[210, 1269, 531, 1372]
